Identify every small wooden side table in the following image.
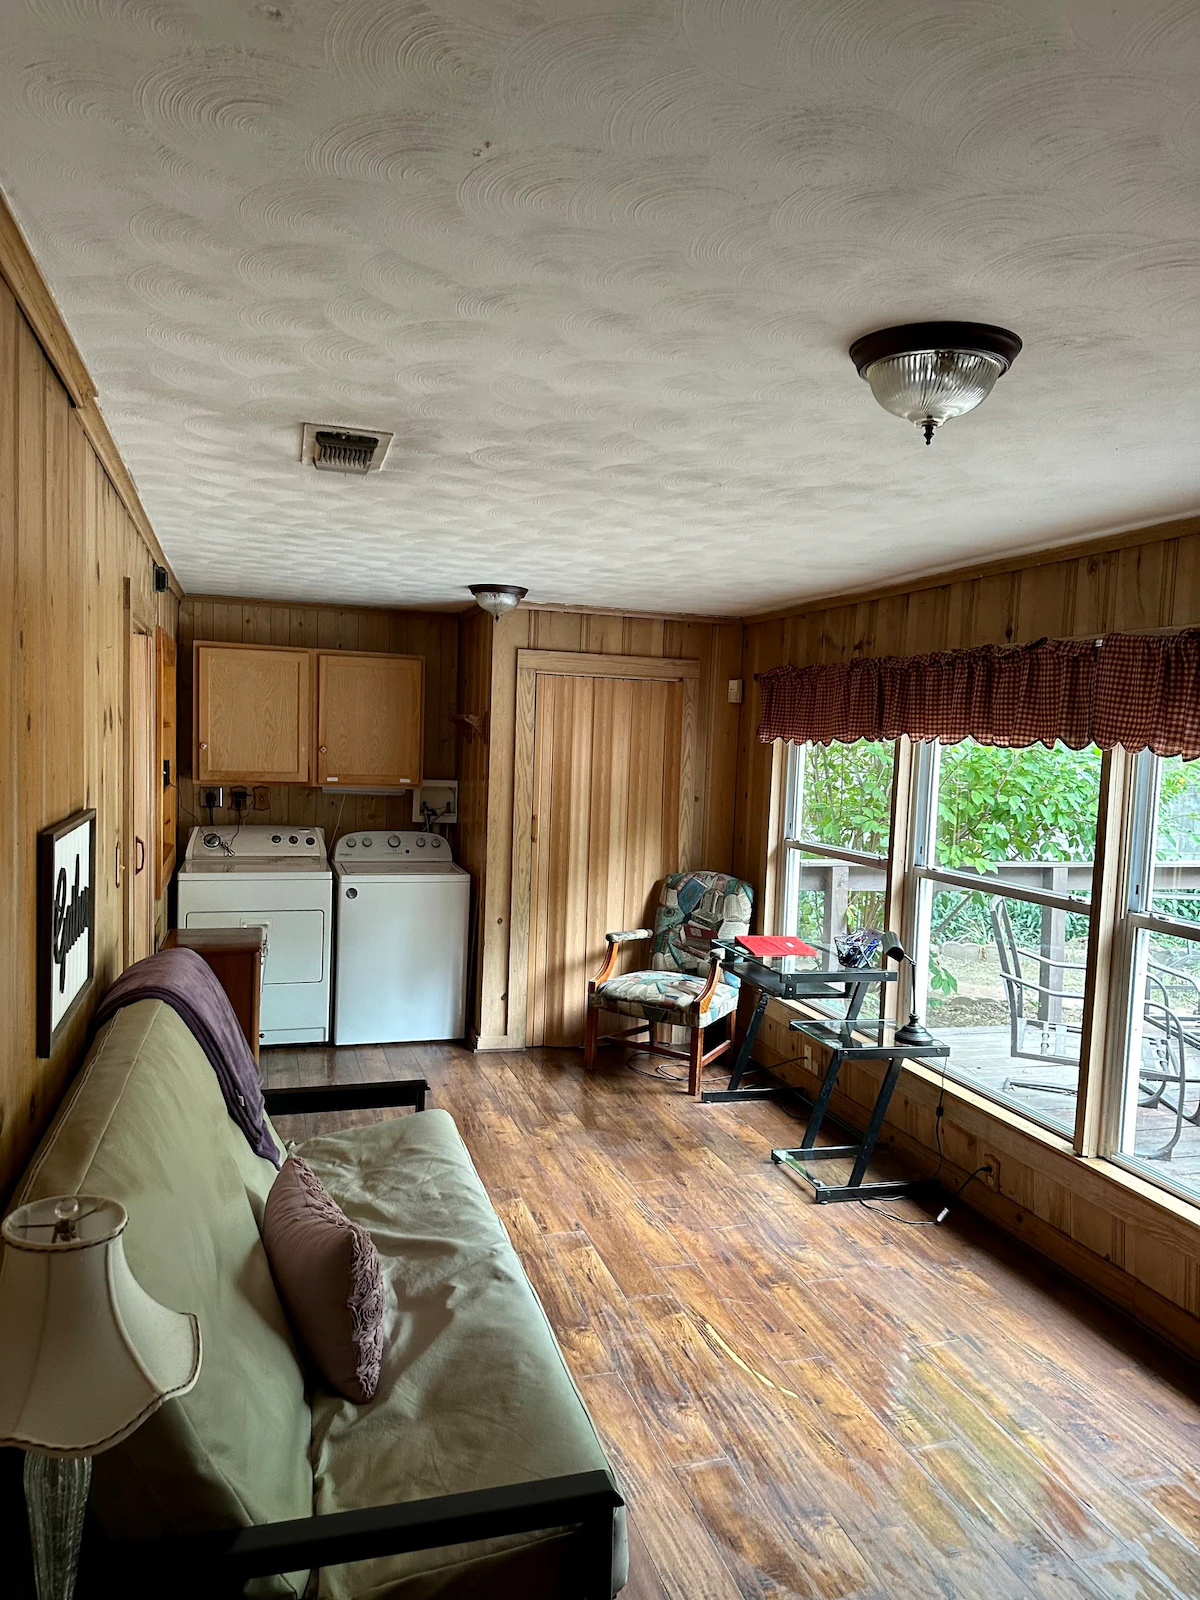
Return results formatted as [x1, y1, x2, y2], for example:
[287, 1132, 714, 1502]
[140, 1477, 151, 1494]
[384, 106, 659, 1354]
[162, 927, 265, 1062]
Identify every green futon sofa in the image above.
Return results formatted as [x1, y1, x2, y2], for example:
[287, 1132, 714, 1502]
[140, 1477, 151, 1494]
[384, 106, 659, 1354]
[10, 998, 627, 1598]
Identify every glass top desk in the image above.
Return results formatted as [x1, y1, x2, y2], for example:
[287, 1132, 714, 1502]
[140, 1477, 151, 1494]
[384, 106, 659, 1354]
[771, 1018, 949, 1203]
[702, 941, 898, 1103]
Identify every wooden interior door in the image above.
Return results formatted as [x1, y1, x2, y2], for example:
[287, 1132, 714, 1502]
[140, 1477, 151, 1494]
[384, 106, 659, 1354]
[195, 643, 311, 784]
[316, 651, 423, 788]
[130, 631, 156, 961]
[525, 672, 686, 1047]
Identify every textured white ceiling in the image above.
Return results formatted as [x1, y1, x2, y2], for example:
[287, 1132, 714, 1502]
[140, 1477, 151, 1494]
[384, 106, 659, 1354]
[1, 0, 1199, 614]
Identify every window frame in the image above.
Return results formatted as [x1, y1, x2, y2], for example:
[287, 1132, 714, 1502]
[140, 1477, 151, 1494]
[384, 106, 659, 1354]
[770, 730, 1200, 1218]
[904, 738, 1100, 1139]
[776, 738, 897, 949]
[1103, 749, 1200, 1203]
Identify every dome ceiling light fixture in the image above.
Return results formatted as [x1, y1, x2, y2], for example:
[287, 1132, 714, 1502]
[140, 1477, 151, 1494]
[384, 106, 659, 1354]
[849, 321, 1023, 445]
[468, 583, 527, 619]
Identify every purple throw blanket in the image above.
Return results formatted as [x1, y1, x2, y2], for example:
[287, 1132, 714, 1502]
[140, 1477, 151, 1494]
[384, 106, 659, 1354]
[95, 947, 280, 1167]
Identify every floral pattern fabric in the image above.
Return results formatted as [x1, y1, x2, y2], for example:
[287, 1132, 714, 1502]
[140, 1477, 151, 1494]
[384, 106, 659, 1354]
[649, 871, 754, 977]
[591, 870, 755, 1029]
[593, 971, 740, 1027]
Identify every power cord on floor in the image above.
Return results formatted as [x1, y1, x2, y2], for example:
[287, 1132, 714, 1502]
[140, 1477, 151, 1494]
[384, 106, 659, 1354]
[623, 1047, 814, 1087]
[858, 1163, 994, 1227]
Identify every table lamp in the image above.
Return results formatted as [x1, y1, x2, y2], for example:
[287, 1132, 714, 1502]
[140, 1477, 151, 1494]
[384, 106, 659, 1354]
[878, 936, 935, 1048]
[0, 1194, 201, 1600]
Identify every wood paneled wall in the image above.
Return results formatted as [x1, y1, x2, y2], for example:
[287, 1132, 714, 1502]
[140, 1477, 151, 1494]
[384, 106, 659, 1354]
[177, 599, 459, 846]
[469, 607, 743, 1048]
[0, 276, 177, 1200]
[732, 514, 1200, 1357]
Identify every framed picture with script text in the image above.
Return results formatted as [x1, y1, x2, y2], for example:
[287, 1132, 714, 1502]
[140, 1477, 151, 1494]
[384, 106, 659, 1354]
[37, 809, 96, 1058]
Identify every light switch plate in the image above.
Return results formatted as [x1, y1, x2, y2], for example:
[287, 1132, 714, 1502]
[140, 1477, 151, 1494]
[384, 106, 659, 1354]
[727, 679, 744, 703]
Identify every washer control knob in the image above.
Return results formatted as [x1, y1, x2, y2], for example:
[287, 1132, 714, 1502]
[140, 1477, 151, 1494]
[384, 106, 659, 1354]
[417, 836, 426, 847]
[362, 837, 372, 847]
[346, 837, 356, 847]
[305, 835, 315, 845]
[271, 834, 281, 843]
[387, 835, 401, 848]
[288, 835, 298, 844]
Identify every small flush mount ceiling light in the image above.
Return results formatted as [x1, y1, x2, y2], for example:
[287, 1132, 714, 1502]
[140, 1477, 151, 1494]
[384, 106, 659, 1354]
[469, 583, 528, 620]
[849, 321, 1022, 445]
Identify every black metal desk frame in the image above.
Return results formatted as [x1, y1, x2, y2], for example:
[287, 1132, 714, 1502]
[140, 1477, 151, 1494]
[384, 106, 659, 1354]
[700, 943, 896, 1106]
[771, 1020, 949, 1204]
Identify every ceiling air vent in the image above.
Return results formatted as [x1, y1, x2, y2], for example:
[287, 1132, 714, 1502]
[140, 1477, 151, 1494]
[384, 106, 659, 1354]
[301, 423, 392, 475]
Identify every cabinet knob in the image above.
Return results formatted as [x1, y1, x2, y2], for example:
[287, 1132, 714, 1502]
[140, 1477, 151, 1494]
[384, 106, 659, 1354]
[199, 742, 207, 750]
[319, 746, 327, 754]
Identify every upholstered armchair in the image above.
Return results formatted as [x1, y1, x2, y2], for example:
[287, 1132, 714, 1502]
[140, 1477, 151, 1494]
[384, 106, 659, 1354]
[584, 871, 754, 1096]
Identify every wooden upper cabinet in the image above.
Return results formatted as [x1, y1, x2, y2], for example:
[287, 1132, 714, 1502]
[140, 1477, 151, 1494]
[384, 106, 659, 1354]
[316, 651, 423, 789]
[195, 643, 312, 784]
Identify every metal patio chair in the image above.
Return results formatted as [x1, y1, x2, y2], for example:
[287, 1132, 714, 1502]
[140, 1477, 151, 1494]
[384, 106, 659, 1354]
[991, 900, 1197, 1158]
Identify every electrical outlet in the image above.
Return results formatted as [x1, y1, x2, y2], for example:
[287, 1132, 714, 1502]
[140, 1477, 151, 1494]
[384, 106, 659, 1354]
[201, 787, 224, 810]
[980, 1156, 999, 1189]
[230, 787, 250, 812]
[252, 786, 270, 811]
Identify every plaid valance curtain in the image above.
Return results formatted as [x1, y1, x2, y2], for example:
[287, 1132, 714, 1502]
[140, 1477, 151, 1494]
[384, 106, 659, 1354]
[757, 630, 1200, 757]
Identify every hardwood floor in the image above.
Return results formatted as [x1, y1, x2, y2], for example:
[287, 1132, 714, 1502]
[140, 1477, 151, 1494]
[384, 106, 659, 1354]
[264, 1042, 1200, 1600]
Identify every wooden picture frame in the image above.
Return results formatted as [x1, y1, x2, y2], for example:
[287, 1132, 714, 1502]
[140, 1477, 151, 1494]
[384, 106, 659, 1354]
[37, 808, 97, 1058]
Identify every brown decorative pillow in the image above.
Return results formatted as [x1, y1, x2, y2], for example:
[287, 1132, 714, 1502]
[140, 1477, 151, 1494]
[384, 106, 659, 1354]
[262, 1155, 384, 1402]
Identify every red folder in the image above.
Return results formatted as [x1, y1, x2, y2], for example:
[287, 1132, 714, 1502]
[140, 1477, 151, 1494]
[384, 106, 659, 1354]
[736, 935, 817, 958]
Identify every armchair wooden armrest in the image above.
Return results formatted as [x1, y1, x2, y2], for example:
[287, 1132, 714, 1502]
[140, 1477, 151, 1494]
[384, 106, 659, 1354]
[696, 948, 726, 1016]
[591, 929, 652, 989]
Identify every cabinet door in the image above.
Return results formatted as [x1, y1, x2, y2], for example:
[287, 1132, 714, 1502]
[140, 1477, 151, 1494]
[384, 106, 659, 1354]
[195, 644, 312, 783]
[317, 652, 423, 789]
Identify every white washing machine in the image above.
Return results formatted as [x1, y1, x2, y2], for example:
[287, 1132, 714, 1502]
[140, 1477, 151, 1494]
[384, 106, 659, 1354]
[176, 825, 333, 1046]
[333, 831, 470, 1045]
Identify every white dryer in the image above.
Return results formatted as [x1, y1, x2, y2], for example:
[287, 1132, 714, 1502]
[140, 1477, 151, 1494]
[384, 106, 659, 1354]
[176, 825, 333, 1046]
[333, 831, 470, 1046]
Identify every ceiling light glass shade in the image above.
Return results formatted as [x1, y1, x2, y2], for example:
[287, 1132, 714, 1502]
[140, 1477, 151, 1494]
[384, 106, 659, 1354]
[469, 584, 527, 620]
[0, 1196, 201, 1455]
[849, 322, 1022, 444]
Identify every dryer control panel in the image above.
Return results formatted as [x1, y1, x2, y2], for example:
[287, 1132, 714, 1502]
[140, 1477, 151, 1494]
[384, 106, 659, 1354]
[333, 830, 454, 863]
[184, 825, 327, 861]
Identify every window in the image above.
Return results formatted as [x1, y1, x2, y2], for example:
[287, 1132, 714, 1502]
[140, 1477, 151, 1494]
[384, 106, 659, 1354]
[769, 720, 1200, 1218]
[911, 738, 1103, 1136]
[1114, 753, 1200, 1195]
[780, 740, 896, 1016]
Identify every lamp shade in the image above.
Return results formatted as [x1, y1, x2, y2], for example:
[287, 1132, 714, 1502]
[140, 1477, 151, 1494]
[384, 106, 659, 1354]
[0, 1196, 201, 1456]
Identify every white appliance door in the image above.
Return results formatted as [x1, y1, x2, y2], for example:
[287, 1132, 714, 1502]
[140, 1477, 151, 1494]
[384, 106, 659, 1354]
[183, 909, 326, 983]
[335, 876, 468, 1045]
[183, 909, 329, 1032]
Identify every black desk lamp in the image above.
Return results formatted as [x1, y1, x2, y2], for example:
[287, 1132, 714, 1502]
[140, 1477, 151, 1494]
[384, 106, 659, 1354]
[879, 936, 934, 1048]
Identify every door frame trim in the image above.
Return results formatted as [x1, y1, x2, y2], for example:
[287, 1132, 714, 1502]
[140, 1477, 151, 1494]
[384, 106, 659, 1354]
[508, 650, 701, 1049]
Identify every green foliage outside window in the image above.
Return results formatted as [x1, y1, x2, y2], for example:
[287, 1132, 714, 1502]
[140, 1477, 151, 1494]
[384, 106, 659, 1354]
[796, 741, 894, 855]
[796, 740, 1200, 1000]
